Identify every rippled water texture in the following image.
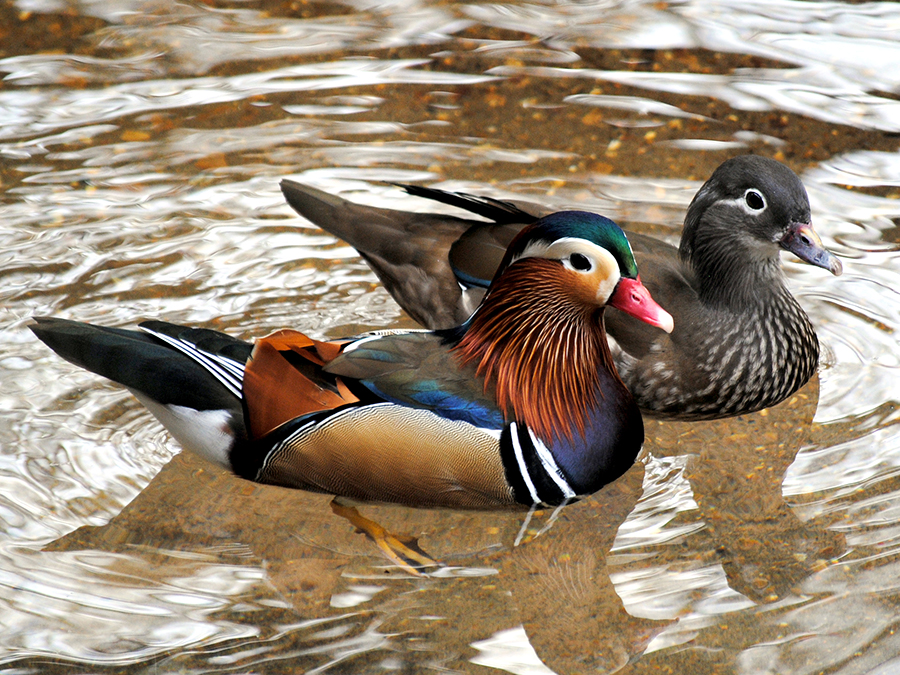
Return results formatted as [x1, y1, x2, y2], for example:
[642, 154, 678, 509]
[2, 1, 900, 673]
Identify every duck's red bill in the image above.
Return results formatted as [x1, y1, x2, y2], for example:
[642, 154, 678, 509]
[609, 277, 674, 334]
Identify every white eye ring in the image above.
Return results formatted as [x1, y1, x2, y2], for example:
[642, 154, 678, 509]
[563, 252, 594, 273]
[743, 188, 767, 212]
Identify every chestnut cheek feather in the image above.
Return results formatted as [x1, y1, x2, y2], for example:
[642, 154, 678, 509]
[560, 262, 619, 309]
[454, 258, 614, 444]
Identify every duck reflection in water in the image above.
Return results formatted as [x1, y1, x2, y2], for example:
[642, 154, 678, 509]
[42, 374, 844, 674]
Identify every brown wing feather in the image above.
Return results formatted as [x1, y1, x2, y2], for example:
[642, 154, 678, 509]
[243, 330, 359, 438]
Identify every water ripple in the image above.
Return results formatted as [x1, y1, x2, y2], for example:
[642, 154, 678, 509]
[2, 1, 900, 672]
[0, 548, 265, 666]
[0, 60, 496, 143]
[492, 65, 900, 132]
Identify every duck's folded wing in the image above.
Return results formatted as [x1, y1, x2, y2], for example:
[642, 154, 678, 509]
[325, 332, 506, 430]
[397, 185, 544, 292]
[281, 180, 485, 329]
[240, 330, 514, 509]
[397, 183, 541, 224]
[447, 221, 525, 291]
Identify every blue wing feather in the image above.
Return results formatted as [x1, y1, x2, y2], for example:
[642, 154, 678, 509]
[361, 378, 505, 429]
[326, 332, 505, 430]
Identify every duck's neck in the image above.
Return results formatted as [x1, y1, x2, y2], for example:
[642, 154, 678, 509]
[679, 228, 820, 415]
[451, 259, 622, 445]
[680, 221, 790, 309]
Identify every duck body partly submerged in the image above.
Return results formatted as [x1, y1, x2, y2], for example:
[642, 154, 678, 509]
[33, 212, 672, 510]
[282, 155, 842, 419]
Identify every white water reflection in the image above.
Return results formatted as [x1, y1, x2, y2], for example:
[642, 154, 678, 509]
[463, 2, 695, 49]
[493, 65, 900, 132]
[471, 0, 900, 101]
[2, 0, 900, 672]
[0, 60, 496, 142]
[471, 627, 556, 675]
[803, 152, 900, 422]
[565, 93, 712, 122]
[476, 0, 900, 132]
[0, 548, 266, 665]
[737, 588, 898, 675]
[677, 0, 900, 90]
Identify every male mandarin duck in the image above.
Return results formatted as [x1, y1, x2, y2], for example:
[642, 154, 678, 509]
[281, 155, 843, 419]
[32, 212, 673, 510]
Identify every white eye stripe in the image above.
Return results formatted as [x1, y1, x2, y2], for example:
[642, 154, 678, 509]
[717, 189, 769, 216]
[513, 237, 622, 303]
[743, 188, 767, 211]
[514, 237, 612, 267]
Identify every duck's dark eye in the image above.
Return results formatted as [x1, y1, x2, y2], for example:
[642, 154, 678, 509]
[569, 253, 593, 271]
[744, 189, 766, 211]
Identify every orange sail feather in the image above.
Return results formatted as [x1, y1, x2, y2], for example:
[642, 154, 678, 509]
[243, 329, 358, 438]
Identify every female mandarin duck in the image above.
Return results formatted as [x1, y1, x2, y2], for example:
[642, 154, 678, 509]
[281, 155, 842, 419]
[32, 212, 673, 510]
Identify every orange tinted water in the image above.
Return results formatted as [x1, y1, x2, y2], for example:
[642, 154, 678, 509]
[2, 1, 899, 672]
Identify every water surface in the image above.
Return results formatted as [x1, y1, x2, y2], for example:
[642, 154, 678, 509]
[2, 1, 900, 673]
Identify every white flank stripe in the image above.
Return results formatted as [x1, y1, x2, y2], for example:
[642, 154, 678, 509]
[140, 326, 244, 399]
[509, 422, 540, 505]
[527, 428, 576, 499]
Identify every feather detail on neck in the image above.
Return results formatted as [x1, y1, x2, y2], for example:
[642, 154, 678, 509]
[452, 258, 617, 445]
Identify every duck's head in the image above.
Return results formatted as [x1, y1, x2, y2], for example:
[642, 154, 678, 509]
[495, 210, 674, 332]
[681, 155, 843, 283]
[455, 210, 671, 444]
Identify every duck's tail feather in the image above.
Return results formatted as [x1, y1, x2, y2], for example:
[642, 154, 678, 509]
[30, 317, 251, 468]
